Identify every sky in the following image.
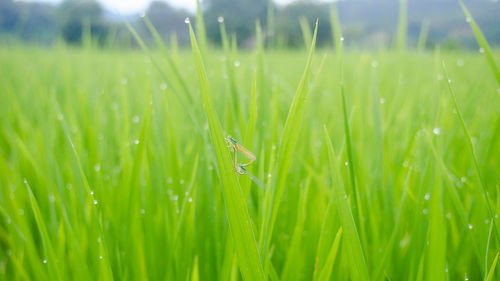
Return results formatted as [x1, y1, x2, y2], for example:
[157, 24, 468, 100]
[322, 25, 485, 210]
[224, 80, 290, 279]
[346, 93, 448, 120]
[19, 0, 331, 14]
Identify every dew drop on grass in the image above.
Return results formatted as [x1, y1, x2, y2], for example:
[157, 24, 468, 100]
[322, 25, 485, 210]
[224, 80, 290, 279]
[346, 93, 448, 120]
[94, 164, 101, 172]
[93, 200, 98, 205]
[379, 98, 385, 104]
[57, 113, 64, 120]
[457, 59, 464, 67]
[479, 48, 484, 53]
[184, 17, 190, 24]
[424, 193, 430, 200]
[90, 190, 94, 195]
[432, 127, 441, 135]
[468, 224, 473, 229]
[344, 161, 349, 166]
[134, 139, 140, 145]
[140, 209, 146, 214]
[446, 213, 452, 219]
[218, 16, 224, 23]
[340, 37, 344, 41]
[99, 255, 103, 260]
[465, 17, 471, 23]
[179, 179, 185, 184]
[422, 209, 428, 215]
[140, 12, 146, 18]
[132, 115, 140, 123]
[160, 83, 167, 91]
[461, 177, 466, 183]
[371, 61, 378, 68]
[484, 219, 489, 224]
[437, 73, 443, 80]
[448, 78, 452, 83]
[43, 259, 47, 264]
[97, 237, 101, 243]
[188, 197, 193, 203]
[121, 77, 128, 85]
[234, 60, 240, 67]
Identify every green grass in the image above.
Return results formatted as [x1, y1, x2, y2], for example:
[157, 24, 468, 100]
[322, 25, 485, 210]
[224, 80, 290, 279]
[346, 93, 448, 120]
[0, 20, 499, 281]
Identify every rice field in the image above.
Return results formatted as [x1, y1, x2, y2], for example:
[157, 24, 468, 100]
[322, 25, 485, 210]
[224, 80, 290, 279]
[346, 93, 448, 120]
[0, 5, 499, 281]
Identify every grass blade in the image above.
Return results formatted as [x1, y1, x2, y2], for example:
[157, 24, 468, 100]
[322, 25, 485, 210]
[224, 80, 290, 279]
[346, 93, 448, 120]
[260, 19, 318, 265]
[486, 252, 499, 281]
[323, 126, 369, 281]
[188, 22, 265, 281]
[459, 0, 500, 86]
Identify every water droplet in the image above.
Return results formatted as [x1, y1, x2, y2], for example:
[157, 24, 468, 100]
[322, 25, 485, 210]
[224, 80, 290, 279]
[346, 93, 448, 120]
[371, 61, 378, 68]
[94, 164, 101, 172]
[90, 190, 94, 196]
[468, 224, 473, 229]
[479, 48, 484, 53]
[448, 78, 452, 83]
[167, 177, 173, 184]
[171, 195, 179, 201]
[344, 194, 348, 199]
[234, 60, 240, 67]
[461, 177, 466, 183]
[379, 98, 385, 104]
[43, 259, 47, 264]
[188, 197, 193, 202]
[426, 240, 430, 245]
[184, 17, 190, 24]
[424, 193, 430, 200]
[97, 237, 101, 243]
[344, 161, 349, 166]
[465, 17, 471, 23]
[160, 83, 167, 91]
[403, 160, 409, 168]
[432, 127, 441, 135]
[272, 145, 276, 150]
[179, 179, 185, 184]
[422, 209, 428, 215]
[134, 139, 140, 145]
[23, 179, 27, 184]
[485, 219, 489, 224]
[445, 268, 448, 273]
[437, 74, 443, 81]
[93, 200, 98, 205]
[218, 16, 224, 23]
[267, 173, 272, 178]
[140, 209, 146, 214]
[49, 194, 55, 203]
[340, 37, 344, 41]
[140, 12, 146, 18]
[457, 58, 464, 67]
[446, 213, 452, 219]
[132, 115, 140, 123]
[57, 113, 64, 120]
[7, 218, 11, 224]
[121, 77, 128, 85]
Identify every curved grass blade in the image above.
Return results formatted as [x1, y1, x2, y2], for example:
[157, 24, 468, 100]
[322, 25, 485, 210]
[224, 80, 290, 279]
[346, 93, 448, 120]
[188, 22, 265, 281]
[314, 227, 343, 281]
[459, 0, 500, 86]
[486, 252, 499, 281]
[323, 125, 369, 281]
[260, 19, 318, 265]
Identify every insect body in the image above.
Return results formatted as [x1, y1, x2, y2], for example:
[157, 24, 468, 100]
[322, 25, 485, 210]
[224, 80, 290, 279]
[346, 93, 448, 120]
[224, 136, 256, 175]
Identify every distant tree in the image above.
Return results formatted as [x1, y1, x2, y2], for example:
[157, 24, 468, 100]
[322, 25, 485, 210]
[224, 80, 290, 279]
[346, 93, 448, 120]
[143, 1, 190, 45]
[0, 0, 20, 31]
[17, 2, 57, 43]
[58, 0, 107, 44]
[204, 0, 270, 46]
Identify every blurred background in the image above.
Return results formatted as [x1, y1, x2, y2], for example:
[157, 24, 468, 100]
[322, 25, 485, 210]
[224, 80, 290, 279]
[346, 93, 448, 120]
[0, 0, 499, 49]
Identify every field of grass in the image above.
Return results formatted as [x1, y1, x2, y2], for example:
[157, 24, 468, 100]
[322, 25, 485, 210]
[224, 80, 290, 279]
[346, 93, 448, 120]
[1, 10, 500, 281]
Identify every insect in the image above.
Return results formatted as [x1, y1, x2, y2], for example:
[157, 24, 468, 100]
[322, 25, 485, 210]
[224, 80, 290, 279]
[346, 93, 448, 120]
[224, 136, 256, 175]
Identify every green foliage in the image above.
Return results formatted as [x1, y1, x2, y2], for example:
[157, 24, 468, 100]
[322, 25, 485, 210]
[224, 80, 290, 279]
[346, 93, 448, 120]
[0, 18, 499, 281]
